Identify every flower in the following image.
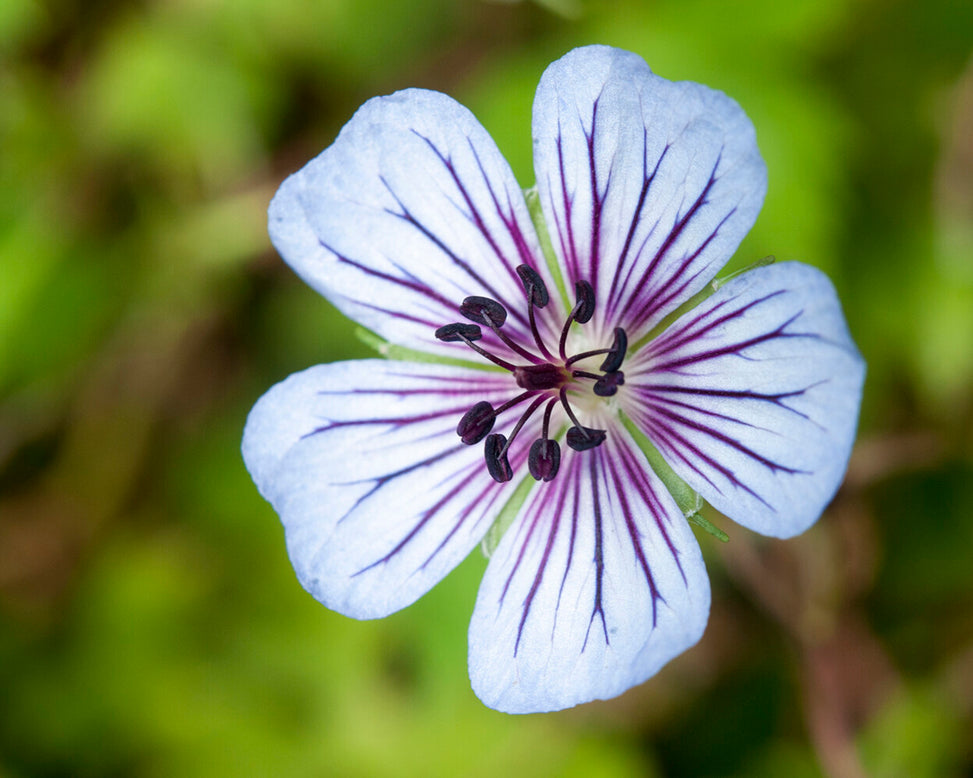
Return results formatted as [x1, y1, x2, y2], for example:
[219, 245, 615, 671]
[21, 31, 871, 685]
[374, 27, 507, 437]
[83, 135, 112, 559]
[243, 45, 864, 714]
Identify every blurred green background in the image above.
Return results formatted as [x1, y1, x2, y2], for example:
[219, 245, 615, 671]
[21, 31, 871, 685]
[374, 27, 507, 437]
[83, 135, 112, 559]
[2, 0, 972, 775]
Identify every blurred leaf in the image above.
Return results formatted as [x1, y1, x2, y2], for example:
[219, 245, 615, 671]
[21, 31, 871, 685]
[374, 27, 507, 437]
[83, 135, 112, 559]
[81, 16, 265, 187]
[859, 685, 966, 778]
[0, 209, 63, 388]
[912, 267, 973, 410]
[0, 0, 45, 52]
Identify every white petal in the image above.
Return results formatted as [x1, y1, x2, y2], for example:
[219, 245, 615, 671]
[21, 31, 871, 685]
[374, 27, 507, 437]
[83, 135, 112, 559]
[243, 360, 535, 618]
[468, 428, 710, 713]
[628, 262, 865, 538]
[532, 45, 766, 341]
[269, 89, 559, 360]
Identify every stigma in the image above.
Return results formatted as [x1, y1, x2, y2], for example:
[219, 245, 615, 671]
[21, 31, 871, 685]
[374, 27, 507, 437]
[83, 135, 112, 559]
[435, 264, 627, 484]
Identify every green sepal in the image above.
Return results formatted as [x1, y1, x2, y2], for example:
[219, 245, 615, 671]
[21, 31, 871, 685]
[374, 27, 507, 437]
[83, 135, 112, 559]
[481, 474, 536, 558]
[711, 255, 776, 291]
[687, 508, 730, 543]
[619, 411, 729, 543]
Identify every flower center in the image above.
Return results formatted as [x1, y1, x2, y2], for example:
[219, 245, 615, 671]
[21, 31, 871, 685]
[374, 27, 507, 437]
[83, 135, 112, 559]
[435, 264, 627, 483]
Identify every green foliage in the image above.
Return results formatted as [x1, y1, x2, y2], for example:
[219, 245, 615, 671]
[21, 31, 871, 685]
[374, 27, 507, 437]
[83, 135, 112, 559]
[2, 0, 972, 775]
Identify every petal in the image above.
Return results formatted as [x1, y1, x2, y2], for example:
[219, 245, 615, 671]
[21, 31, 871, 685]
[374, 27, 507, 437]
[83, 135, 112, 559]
[532, 45, 766, 341]
[269, 89, 560, 360]
[628, 261, 865, 538]
[468, 425, 710, 713]
[242, 360, 536, 618]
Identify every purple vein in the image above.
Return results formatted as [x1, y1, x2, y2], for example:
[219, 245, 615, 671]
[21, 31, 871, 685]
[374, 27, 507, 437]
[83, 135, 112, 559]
[378, 176, 529, 329]
[582, 452, 610, 652]
[652, 311, 816, 373]
[320, 239, 454, 311]
[607, 134, 668, 320]
[649, 290, 786, 358]
[554, 128, 580, 282]
[616, 152, 723, 326]
[413, 132, 527, 299]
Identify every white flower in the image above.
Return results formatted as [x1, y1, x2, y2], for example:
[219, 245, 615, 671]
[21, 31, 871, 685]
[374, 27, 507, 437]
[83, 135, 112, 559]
[243, 45, 865, 713]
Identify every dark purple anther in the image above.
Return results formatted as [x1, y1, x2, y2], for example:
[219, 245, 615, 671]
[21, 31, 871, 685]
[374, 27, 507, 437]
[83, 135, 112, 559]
[593, 370, 625, 397]
[435, 323, 482, 342]
[461, 296, 508, 328]
[566, 426, 607, 451]
[516, 264, 550, 308]
[528, 438, 560, 481]
[599, 327, 628, 372]
[484, 433, 513, 483]
[573, 280, 595, 324]
[456, 401, 496, 445]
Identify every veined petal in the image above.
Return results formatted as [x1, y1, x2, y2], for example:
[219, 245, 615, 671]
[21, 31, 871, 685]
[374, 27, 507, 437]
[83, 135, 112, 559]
[532, 45, 766, 342]
[269, 89, 561, 360]
[468, 426, 710, 713]
[628, 262, 865, 538]
[242, 360, 535, 618]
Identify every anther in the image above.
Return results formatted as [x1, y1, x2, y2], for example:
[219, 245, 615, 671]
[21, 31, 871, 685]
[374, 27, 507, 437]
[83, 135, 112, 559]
[456, 401, 496, 445]
[560, 279, 597, 359]
[484, 433, 513, 483]
[517, 264, 554, 360]
[461, 296, 508, 328]
[460, 293, 542, 364]
[593, 371, 625, 397]
[516, 264, 549, 308]
[572, 280, 595, 324]
[528, 438, 560, 481]
[600, 328, 628, 372]
[436, 321, 517, 370]
[435, 323, 482, 342]
[566, 426, 607, 451]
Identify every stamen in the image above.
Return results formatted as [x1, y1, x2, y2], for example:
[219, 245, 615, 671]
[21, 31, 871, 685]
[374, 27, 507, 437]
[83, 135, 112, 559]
[572, 280, 595, 324]
[558, 386, 587, 433]
[564, 327, 628, 368]
[540, 398, 557, 440]
[515, 265, 550, 308]
[437, 324, 517, 370]
[497, 395, 547, 460]
[566, 426, 607, 451]
[494, 329, 543, 364]
[600, 328, 628, 372]
[516, 264, 554, 361]
[570, 370, 601, 381]
[456, 401, 495, 445]
[527, 398, 561, 481]
[437, 274, 624, 482]
[559, 279, 596, 360]
[461, 292, 541, 364]
[528, 438, 560, 481]
[484, 433, 512, 483]
[461, 296, 508, 328]
[494, 391, 534, 416]
[435, 323, 482, 342]
[593, 371, 625, 397]
[565, 350, 608, 367]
